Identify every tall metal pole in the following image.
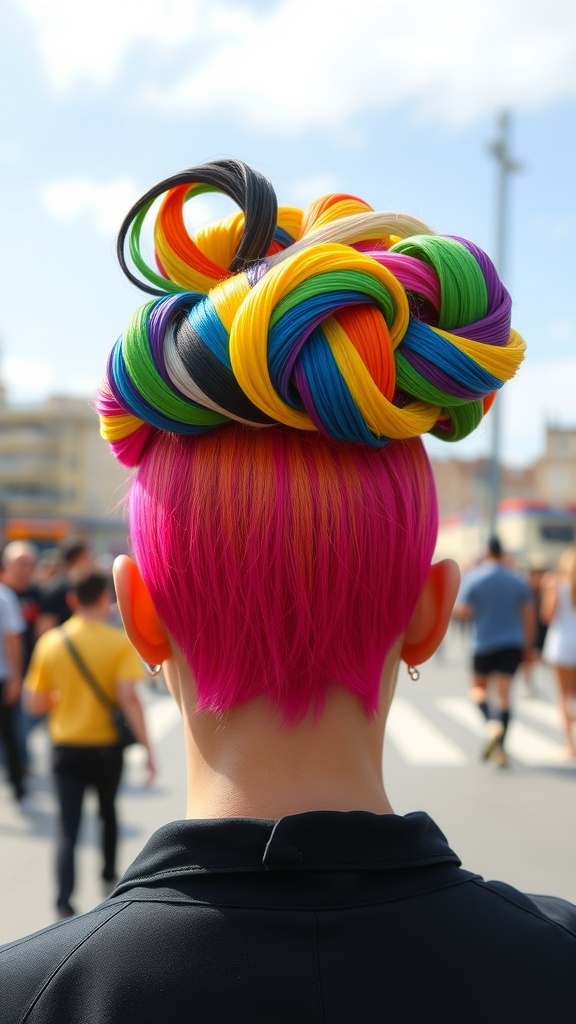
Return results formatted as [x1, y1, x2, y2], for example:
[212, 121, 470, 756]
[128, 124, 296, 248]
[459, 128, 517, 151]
[486, 111, 521, 538]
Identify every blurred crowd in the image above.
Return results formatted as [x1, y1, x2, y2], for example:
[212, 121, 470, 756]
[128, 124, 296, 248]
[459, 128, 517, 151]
[454, 539, 576, 764]
[0, 536, 158, 919]
[0, 536, 95, 809]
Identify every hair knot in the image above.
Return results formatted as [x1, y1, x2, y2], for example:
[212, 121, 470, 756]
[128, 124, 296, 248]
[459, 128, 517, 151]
[97, 160, 525, 466]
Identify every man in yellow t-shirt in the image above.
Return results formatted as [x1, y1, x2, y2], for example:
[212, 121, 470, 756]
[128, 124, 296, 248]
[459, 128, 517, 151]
[25, 567, 155, 920]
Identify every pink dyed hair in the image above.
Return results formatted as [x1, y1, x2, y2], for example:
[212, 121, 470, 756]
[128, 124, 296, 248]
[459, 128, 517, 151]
[129, 425, 438, 721]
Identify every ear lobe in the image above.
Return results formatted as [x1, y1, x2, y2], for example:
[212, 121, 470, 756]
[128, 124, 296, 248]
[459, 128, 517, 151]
[401, 559, 460, 668]
[113, 555, 171, 665]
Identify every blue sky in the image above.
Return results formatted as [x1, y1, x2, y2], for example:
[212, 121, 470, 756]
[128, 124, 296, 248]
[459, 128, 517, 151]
[1, 0, 575, 467]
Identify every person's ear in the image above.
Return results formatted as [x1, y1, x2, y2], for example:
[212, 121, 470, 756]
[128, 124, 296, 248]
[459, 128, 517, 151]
[113, 555, 171, 665]
[401, 559, 460, 667]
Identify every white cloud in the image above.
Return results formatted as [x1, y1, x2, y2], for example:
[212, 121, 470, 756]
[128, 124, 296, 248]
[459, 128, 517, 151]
[4, 357, 56, 402]
[17, 0, 576, 131]
[18, 0, 206, 88]
[41, 178, 240, 240]
[42, 178, 140, 236]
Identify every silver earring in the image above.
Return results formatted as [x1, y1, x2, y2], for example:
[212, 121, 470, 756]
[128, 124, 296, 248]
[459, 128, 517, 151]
[407, 665, 420, 682]
[143, 662, 163, 677]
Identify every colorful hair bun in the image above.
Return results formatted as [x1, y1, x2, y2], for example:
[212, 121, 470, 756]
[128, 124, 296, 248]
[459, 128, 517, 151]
[97, 159, 525, 466]
[117, 158, 284, 295]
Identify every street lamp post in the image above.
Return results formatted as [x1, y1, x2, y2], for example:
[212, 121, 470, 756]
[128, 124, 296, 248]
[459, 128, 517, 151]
[487, 111, 521, 538]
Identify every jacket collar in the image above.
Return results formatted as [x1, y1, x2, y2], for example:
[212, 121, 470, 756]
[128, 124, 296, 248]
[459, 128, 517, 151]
[115, 811, 462, 894]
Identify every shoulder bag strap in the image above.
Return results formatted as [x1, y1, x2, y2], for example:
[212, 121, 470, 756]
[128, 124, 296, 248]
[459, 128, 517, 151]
[59, 629, 114, 711]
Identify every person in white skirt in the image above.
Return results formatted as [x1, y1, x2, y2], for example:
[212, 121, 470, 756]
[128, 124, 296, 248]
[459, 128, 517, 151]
[541, 546, 576, 759]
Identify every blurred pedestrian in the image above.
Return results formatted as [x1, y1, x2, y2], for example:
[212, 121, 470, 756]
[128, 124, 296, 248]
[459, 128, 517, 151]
[1, 541, 43, 766]
[1, 542, 42, 669]
[34, 548, 60, 587]
[519, 560, 549, 697]
[36, 537, 93, 636]
[24, 567, 155, 919]
[0, 581, 27, 809]
[454, 536, 534, 767]
[540, 546, 576, 759]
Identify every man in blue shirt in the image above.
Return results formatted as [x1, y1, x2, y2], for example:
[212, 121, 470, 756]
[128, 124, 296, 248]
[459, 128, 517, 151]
[454, 536, 534, 767]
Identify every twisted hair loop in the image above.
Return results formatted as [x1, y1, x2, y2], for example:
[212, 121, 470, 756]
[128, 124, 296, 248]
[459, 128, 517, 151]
[97, 159, 525, 467]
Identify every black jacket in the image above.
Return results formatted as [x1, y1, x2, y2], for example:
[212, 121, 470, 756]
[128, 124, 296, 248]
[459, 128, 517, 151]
[2, 811, 576, 1023]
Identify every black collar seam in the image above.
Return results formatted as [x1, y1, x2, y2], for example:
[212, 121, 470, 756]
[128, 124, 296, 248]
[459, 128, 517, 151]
[110, 876, 477, 910]
[119, 853, 459, 887]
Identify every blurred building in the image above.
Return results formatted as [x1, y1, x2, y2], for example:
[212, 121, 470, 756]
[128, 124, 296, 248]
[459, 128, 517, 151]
[430, 457, 536, 522]
[532, 426, 576, 505]
[0, 392, 132, 555]
[431, 425, 576, 569]
[435, 500, 576, 571]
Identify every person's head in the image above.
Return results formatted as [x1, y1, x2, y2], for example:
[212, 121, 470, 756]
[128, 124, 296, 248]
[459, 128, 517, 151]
[96, 159, 525, 722]
[1, 540, 38, 590]
[59, 537, 92, 572]
[487, 535, 503, 560]
[66, 566, 110, 615]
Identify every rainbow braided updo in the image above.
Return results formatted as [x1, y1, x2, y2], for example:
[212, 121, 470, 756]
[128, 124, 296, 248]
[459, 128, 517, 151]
[96, 159, 525, 467]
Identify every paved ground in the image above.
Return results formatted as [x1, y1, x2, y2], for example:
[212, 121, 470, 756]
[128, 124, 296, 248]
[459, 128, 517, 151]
[1, 630, 575, 945]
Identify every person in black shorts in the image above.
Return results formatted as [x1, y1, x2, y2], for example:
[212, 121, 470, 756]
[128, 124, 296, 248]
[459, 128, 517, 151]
[455, 537, 534, 766]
